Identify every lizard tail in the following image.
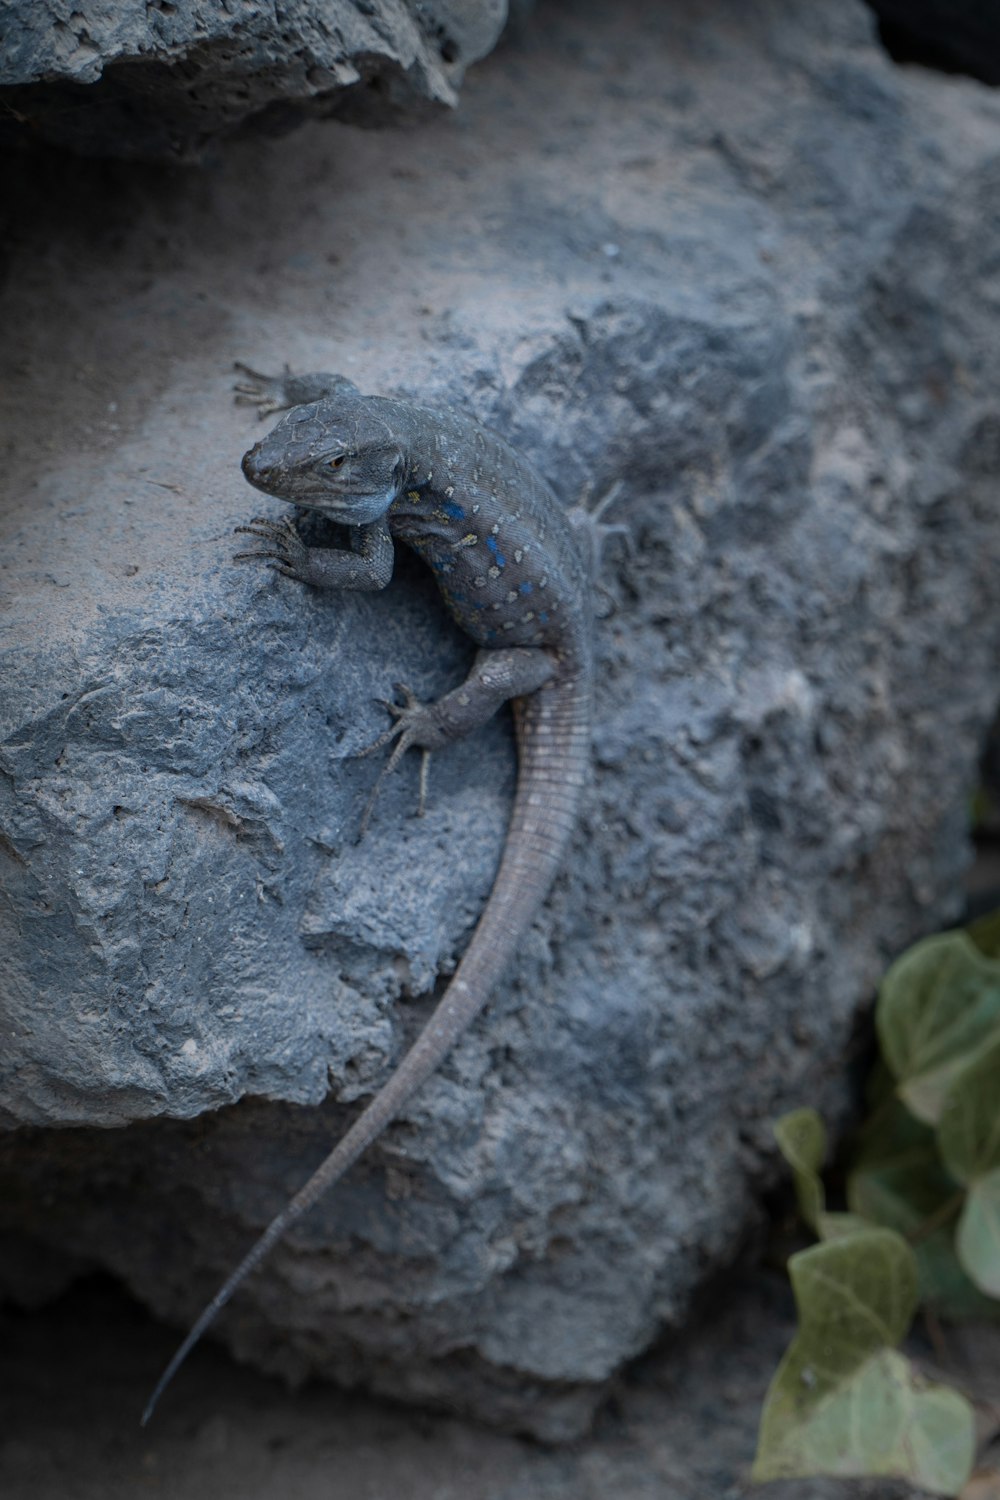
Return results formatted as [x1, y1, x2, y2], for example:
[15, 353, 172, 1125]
[141, 672, 590, 1426]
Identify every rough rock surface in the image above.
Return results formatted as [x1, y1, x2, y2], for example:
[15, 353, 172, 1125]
[0, 0, 507, 159]
[2, 0, 1000, 1439]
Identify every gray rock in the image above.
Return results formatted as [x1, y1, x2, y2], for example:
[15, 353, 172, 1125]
[2, 0, 1000, 1439]
[0, 0, 507, 159]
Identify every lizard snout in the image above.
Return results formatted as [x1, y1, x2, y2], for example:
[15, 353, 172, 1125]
[241, 443, 273, 490]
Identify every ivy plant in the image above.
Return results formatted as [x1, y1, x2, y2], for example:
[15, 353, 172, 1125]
[753, 908, 1000, 1495]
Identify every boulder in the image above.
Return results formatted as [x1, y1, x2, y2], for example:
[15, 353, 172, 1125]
[2, 0, 1000, 1439]
[0, 0, 507, 159]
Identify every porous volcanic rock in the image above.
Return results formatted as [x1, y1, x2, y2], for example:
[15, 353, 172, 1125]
[1, 0, 999, 1439]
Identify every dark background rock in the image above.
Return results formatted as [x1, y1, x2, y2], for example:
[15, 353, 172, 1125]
[0, 0, 507, 159]
[2, 0, 1000, 1441]
[2, 1264, 962, 1499]
[866, 0, 1000, 85]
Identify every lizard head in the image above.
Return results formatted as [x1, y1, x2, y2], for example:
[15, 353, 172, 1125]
[242, 397, 405, 525]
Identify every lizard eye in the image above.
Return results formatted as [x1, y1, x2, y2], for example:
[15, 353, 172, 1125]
[328, 453, 347, 469]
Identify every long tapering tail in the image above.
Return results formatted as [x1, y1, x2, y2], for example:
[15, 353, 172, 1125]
[141, 672, 590, 1424]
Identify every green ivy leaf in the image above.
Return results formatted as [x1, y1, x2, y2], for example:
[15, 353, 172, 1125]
[773, 1108, 826, 1232]
[967, 906, 1000, 960]
[877, 932, 1000, 1124]
[753, 1232, 975, 1494]
[938, 1034, 1000, 1184]
[852, 1092, 945, 1187]
[817, 1210, 872, 1240]
[850, 1102, 953, 1229]
[849, 1098, 993, 1318]
[774, 1109, 875, 1241]
[914, 1225, 1000, 1321]
[956, 1169, 1000, 1300]
[938, 1036, 1000, 1299]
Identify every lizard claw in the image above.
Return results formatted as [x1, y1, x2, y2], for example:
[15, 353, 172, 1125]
[357, 683, 421, 747]
[355, 683, 420, 758]
[235, 515, 296, 539]
[387, 682, 422, 714]
[353, 683, 436, 838]
[567, 479, 631, 577]
[233, 515, 309, 579]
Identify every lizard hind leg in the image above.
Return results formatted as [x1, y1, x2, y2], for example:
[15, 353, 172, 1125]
[233, 363, 361, 420]
[352, 647, 556, 840]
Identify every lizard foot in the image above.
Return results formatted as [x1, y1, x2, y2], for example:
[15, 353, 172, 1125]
[354, 682, 436, 839]
[233, 515, 309, 580]
[234, 364, 361, 418]
[566, 479, 630, 580]
[233, 363, 296, 419]
[566, 480, 629, 609]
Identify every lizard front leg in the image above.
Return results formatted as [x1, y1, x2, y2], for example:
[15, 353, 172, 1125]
[356, 647, 556, 835]
[234, 515, 394, 592]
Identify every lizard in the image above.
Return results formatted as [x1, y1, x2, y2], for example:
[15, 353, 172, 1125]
[141, 364, 619, 1424]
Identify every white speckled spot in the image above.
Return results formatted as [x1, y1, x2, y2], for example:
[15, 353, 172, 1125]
[488, 565, 501, 579]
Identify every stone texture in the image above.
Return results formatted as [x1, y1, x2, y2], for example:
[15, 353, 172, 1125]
[2, 0, 1000, 1440]
[0, 0, 507, 159]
